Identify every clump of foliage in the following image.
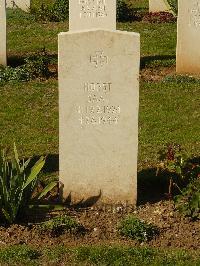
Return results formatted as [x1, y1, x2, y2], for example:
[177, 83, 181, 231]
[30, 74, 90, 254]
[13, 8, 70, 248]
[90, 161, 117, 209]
[174, 178, 200, 220]
[0, 49, 51, 83]
[118, 216, 159, 242]
[31, 0, 69, 22]
[143, 12, 176, 23]
[39, 215, 82, 236]
[0, 65, 30, 82]
[117, 0, 146, 22]
[0, 144, 57, 224]
[23, 49, 51, 79]
[157, 145, 200, 219]
[0, 245, 40, 264]
[117, 0, 132, 22]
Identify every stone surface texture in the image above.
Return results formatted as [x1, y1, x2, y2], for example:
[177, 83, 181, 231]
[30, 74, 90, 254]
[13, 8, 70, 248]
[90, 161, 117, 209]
[59, 29, 140, 205]
[177, 0, 200, 74]
[0, 0, 6, 65]
[6, 0, 30, 11]
[69, 0, 116, 31]
[149, 0, 169, 12]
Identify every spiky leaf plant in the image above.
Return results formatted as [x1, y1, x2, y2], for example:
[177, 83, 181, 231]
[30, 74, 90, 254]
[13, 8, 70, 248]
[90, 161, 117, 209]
[0, 144, 57, 224]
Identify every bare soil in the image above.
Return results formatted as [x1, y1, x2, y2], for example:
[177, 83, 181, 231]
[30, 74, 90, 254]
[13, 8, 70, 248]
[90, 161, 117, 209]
[0, 200, 199, 250]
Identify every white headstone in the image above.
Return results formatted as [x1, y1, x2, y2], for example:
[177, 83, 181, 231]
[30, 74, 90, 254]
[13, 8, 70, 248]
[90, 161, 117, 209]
[6, 0, 30, 12]
[177, 0, 200, 74]
[149, 0, 170, 13]
[69, 0, 116, 31]
[0, 0, 6, 66]
[59, 29, 140, 205]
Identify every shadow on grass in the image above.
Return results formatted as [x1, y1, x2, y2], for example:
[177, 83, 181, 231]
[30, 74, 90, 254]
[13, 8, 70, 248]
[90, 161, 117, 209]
[7, 53, 58, 67]
[140, 54, 176, 69]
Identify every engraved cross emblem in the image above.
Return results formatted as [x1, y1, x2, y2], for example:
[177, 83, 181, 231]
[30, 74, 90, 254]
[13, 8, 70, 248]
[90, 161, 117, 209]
[90, 51, 108, 68]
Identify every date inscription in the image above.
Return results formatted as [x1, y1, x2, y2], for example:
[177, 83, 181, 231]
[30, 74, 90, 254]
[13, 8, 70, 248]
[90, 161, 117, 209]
[77, 81, 120, 126]
[79, 0, 107, 19]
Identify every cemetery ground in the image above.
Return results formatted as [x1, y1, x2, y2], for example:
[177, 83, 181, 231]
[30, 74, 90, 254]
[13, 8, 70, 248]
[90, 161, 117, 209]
[0, 5, 200, 266]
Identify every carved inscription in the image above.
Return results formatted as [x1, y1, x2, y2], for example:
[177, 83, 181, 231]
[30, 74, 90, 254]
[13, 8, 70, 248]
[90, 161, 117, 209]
[77, 82, 121, 126]
[79, 0, 107, 18]
[76, 48, 120, 126]
[90, 51, 108, 68]
[190, 1, 200, 27]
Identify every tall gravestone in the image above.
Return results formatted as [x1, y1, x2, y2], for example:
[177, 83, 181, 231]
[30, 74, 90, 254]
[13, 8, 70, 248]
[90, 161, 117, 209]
[177, 0, 200, 74]
[59, 0, 140, 205]
[6, 0, 30, 11]
[149, 0, 170, 13]
[0, 0, 6, 66]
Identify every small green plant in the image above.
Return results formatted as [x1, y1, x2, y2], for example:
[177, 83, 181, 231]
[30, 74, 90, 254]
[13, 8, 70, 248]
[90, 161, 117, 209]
[0, 143, 57, 224]
[23, 49, 51, 79]
[0, 65, 30, 82]
[39, 215, 82, 236]
[0, 49, 51, 83]
[118, 216, 159, 242]
[157, 145, 191, 197]
[174, 178, 200, 220]
[157, 145, 200, 219]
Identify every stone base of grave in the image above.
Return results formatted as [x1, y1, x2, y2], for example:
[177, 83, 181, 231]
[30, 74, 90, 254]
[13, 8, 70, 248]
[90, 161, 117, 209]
[0, 0, 6, 66]
[59, 29, 140, 206]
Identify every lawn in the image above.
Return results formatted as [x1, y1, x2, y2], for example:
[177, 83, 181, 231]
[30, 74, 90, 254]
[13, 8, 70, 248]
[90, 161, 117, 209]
[0, 3, 200, 265]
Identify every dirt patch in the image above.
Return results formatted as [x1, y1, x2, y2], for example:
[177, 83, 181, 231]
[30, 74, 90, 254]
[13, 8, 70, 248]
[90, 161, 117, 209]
[140, 66, 176, 82]
[0, 200, 199, 250]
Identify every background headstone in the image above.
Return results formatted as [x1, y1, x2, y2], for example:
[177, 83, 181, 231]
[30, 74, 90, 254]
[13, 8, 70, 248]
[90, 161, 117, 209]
[0, 0, 6, 66]
[69, 0, 116, 31]
[149, 0, 170, 13]
[6, 0, 30, 11]
[59, 29, 140, 205]
[177, 0, 200, 74]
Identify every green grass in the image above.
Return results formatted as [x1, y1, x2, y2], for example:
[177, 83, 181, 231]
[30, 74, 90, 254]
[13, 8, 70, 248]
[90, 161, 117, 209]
[139, 81, 200, 165]
[0, 80, 58, 156]
[7, 9, 176, 65]
[0, 245, 199, 266]
[0, 245, 40, 266]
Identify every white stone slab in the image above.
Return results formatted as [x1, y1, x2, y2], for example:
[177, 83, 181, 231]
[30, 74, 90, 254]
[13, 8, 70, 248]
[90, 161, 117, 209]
[0, 0, 6, 66]
[149, 0, 169, 12]
[69, 0, 116, 31]
[59, 29, 140, 205]
[177, 0, 200, 74]
[6, 0, 30, 11]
